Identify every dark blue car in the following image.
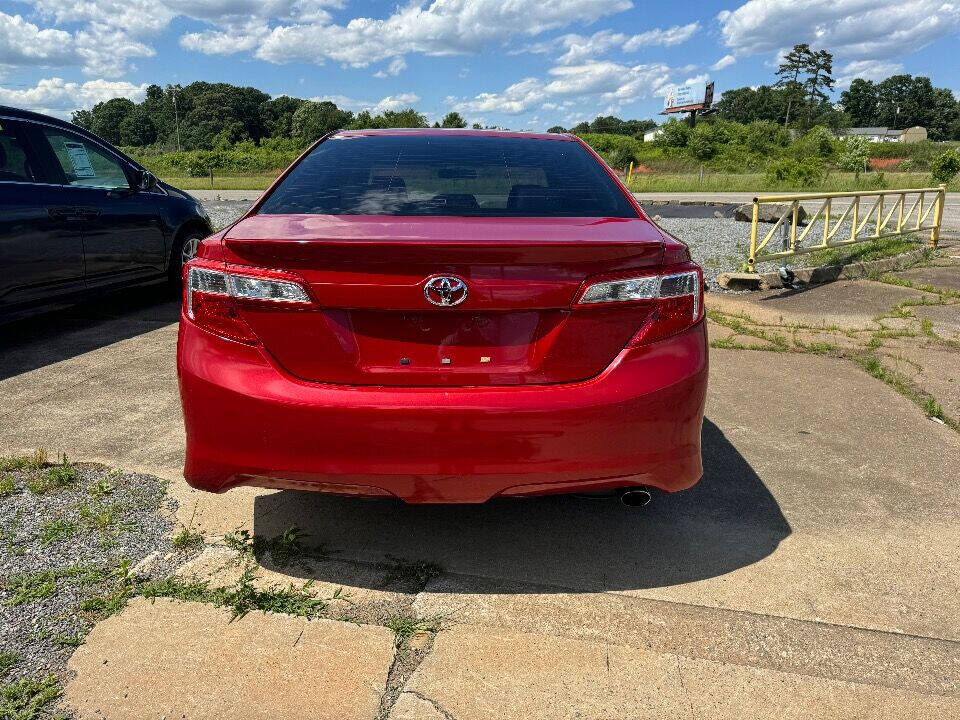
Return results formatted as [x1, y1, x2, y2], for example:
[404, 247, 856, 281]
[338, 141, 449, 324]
[0, 105, 213, 322]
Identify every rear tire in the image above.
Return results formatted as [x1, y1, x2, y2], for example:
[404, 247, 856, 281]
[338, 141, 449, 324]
[169, 231, 204, 285]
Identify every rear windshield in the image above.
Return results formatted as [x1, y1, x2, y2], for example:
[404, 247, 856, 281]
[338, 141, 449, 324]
[256, 134, 637, 218]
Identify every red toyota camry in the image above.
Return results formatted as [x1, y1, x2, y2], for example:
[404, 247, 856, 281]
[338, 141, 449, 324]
[177, 129, 707, 504]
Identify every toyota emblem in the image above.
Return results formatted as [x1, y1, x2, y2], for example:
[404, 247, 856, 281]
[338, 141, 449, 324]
[424, 276, 468, 306]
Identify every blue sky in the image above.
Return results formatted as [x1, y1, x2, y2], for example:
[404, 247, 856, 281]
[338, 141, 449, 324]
[1, 0, 958, 129]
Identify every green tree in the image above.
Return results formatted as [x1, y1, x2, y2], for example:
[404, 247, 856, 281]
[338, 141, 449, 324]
[440, 111, 467, 128]
[775, 43, 814, 127]
[840, 79, 879, 127]
[349, 108, 428, 129]
[71, 109, 93, 130]
[803, 49, 835, 129]
[291, 101, 354, 143]
[261, 96, 305, 139]
[547, 125, 567, 133]
[714, 86, 787, 124]
[118, 106, 157, 146]
[88, 98, 136, 145]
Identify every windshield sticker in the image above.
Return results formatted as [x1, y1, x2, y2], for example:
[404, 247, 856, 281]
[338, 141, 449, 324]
[64, 141, 96, 178]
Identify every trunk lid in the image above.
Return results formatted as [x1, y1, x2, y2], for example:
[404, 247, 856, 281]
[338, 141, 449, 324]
[223, 214, 664, 386]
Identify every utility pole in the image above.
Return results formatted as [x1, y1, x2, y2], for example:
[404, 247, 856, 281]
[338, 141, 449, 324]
[171, 86, 182, 152]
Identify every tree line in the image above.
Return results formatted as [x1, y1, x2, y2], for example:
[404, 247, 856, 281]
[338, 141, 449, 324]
[714, 44, 960, 140]
[71, 82, 478, 150]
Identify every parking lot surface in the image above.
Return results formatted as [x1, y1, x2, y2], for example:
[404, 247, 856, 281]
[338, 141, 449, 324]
[1, 259, 958, 717]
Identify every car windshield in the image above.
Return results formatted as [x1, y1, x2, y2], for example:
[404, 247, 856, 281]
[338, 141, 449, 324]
[256, 134, 637, 218]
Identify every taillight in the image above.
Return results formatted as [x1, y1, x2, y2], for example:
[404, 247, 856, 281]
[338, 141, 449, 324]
[576, 265, 703, 347]
[184, 263, 312, 344]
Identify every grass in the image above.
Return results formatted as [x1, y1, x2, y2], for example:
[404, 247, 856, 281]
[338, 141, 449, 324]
[140, 565, 329, 621]
[26, 456, 78, 495]
[706, 310, 789, 351]
[626, 171, 952, 194]
[803, 237, 926, 268]
[158, 173, 276, 190]
[0, 450, 47, 473]
[0, 653, 17, 678]
[0, 674, 60, 720]
[37, 518, 78, 546]
[0, 474, 14, 498]
[3, 571, 57, 606]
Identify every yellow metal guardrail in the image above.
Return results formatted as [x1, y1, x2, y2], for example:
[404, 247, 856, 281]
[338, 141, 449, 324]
[746, 186, 946, 272]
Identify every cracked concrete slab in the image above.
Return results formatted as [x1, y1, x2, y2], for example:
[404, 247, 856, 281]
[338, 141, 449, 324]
[706, 279, 938, 330]
[396, 625, 958, 720]
[66, 597, 396, 720]
[412, 576, 960, 697]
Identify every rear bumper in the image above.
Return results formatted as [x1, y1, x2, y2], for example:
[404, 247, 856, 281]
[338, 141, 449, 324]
[177, 319, 708, 503]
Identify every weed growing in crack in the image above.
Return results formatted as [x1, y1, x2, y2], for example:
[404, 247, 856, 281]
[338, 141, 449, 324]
[222, 526, 319, 569]
[382, 557, 443, 590]
[140, 564, 330, 621]
[172, 528, 205, 552]
[384, 614, 444, 647]
[0, 473, 14, 498]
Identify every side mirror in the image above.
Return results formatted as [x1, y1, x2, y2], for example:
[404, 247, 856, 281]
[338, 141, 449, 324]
[137, 170, 158, 192]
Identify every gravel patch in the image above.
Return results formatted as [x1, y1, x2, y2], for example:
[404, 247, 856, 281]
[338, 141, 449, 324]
[0, 458, 199, 715]
[654, 217, 784, 291]
[204, 199, 252, 230]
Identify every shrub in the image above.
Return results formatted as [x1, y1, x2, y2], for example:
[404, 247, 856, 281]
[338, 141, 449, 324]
[931, 149, 960, 184]
[836, 136, 871, 178]
[654, 119, 691, 149]
[764, 157, 824, 187]
[606, 146, 635, 170]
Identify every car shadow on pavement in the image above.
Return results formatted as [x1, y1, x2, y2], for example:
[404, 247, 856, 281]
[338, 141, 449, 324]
[0, 284, 180, 381]
[252, 418, 791, 593]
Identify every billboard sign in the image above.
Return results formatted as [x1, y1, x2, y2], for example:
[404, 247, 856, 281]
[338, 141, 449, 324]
[663, 81, 714, 112]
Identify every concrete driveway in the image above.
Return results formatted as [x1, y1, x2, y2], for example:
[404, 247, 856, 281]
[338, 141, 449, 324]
[1, 274, 958, 718]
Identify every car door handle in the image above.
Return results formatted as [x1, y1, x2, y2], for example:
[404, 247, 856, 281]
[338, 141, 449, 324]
[75, 206, 102, 218]
[48, 206, 81, 220]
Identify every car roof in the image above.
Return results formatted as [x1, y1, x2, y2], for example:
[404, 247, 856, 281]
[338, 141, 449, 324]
[334, 128, 576, 142]
[0, 104, 145, 170]
[0, 104, 81, 130]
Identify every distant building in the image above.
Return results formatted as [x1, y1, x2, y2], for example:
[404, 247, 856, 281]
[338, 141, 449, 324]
[840, 126, 927, 143]
[643, 128, 662, 142]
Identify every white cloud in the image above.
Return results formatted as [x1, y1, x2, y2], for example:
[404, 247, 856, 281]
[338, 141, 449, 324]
[452, 61, 672, 114]
[313, 92, 421, 114]
[0, 76, 148, 118]
[718, 0, 960, 60]
[255, 0, 632, 67]
[554, 30, 626, 65]
[0, 11, 76, 67]
[710, 53, 736, 71]
[835, 60, 905, 87]
[622, 22, 700, 51]
[374, 57, 407, 78]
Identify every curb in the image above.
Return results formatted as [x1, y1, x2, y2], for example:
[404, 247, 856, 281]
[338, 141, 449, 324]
[716, 248, 933, 291]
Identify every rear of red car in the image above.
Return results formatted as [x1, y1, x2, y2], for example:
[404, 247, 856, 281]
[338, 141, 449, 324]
[177, 130, 707, 503]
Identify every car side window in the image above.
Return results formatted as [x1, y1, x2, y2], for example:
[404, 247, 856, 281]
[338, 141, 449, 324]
[0, 122, 36, 182]
[40, 128, 130, 190]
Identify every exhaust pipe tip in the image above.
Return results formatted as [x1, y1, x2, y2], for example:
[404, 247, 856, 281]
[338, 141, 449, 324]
[619, 489, 652, 508]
